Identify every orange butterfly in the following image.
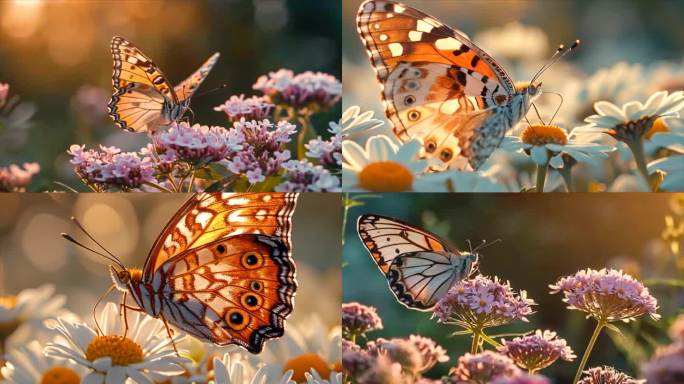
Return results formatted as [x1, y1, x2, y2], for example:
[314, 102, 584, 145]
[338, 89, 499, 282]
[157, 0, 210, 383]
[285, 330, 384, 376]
[108, 36, 220, 133]
[63, 192, 298, 353]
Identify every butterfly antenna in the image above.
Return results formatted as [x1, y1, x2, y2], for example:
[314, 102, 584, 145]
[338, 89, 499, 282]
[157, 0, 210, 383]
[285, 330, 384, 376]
[530, 102, 546, 125]
[473, 238, 502, 253]
[466, 239, 473, 254]
[62, 217, 125, 269]
[543, 91, 565, 125]
[194, 83, 229, 99]
[531, 40, 580, 84]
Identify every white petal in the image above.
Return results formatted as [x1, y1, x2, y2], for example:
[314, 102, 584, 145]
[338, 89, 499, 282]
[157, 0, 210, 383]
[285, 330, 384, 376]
[341, 140, 368, 170]
[83, 371, 105, 384]
[530, 146, 549, 165]
[622, 101, 644, 121]
[104, 366, 127, 384]
[594, 100, 625, 120]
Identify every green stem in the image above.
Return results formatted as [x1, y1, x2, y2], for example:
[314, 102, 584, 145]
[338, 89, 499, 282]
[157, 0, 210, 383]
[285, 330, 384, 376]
[535, 161, 549, 193]
[573, 320, 606, 384]
[297, 114, 315, 160]
[626, 139, 650, 189]
[470, 329, 481, 354]
[142, 181, 173, 193]
[186, 167, 195, 193]
[342, 193, 350, 247]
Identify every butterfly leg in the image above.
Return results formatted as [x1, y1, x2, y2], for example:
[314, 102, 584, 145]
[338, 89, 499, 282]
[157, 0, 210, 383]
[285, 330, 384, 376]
[159, 315, 180, 355]
[119, 295, 144, 339]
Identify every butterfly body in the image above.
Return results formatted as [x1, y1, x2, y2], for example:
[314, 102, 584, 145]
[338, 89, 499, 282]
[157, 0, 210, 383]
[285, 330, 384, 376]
[108, 36, 220, 133]
[357, 0, 542, 170]
[357, 214, 478, 310]
[106, 192, 298, 353]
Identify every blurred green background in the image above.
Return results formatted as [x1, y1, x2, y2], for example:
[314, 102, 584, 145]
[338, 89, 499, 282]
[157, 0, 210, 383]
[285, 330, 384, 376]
[0, 0, 341, 190]
[343, 193, 684, 381]
[0, 193, 342, 337]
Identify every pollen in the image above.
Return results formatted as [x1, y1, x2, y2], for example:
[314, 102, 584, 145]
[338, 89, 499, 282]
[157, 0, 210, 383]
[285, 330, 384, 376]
[282, 353, 331, 383]
[85, 336, 144, 366]
[358, 161, 414, 192]
[645, 117, 669, 140]
[40, 367, 80, 384]
[521, 124, 568, 146]
[0, 296, 17, 309]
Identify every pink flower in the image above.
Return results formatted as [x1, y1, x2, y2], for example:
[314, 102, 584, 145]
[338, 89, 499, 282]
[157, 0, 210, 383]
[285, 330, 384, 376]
[641, 343, 684, 384]
[275, 160, 340, 192]
[578, 366, 644, 384]
[214, 94, 274, 122]
[446, 351, 521, 384]
[253, 69, 341, 110]
[434, 276, 536, 330]
[366, 338, 424, 376]
[0, 162, 40, 191]
[305, 126, 341, 168]
[67, 145, 154, 191]
[492, 374, 551, 384]
[225, 119, 295, 184]
[498, 330, 575, 372]
[155, 122, 242, 165]
[0, 83, 9, 109]
[549, 268, 660, 322]
[342, 302, 383, 338]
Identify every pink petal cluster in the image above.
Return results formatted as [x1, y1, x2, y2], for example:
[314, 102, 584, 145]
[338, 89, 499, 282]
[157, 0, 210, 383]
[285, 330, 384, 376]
[549, 268, 660, 322]
[342, 302, 383, 337]
[641, 343, 684, 384]
[67, 145, 154, 191]
[365, 337, 424, 375]
[446, 351, 521, 384]
[408, 334, 450, 373]
[492, 375, 551, 384]
[0, 162, 39, 192]
[155, 122, 242, 165]
[225, 119, 295, 184]
[434, 275, 536, 329]
[578, 366, 644, 384]
[0, 83, 9, 109]
[214, 94, 274, 122]
[275, 160, 340, 192]
[498, 330, 575, 372]
[253, 69, 342, 110]
[305, 130, 341, 168]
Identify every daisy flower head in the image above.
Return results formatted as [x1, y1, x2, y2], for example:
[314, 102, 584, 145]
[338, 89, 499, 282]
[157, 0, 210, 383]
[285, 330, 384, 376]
[577, 366, 644, 384]
[549, 268, 660, 323]
[214, 94, 274, 123]
[433, 275, 536, 331]
[275, 160, 341, 192]
[253, 69, 341, 112]
[155, 122, 243, 165]
[336, 106, 385, 137]
[497, 330, 575, 373]
[0, 340, 88, 384]
[341, 302, 383, 339]
[212, 353, 293, 384]
[45, 302, 188, 384]
[445, 351, 521, 384]
[0, 284, 70, 349]
[225, 119, 296, 184]
[0, 162, 40, 192]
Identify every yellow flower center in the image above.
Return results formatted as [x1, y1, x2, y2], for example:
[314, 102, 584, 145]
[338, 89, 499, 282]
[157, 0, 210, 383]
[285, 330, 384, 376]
[40, 367, 80, 384]
[645, 117, 669, 140]
[85, 336, 144, 366]
[358, 161, 413, 192]
[521, 124, 568, 146]
[282, 353, 331, 383]
[0, 296, 17, 309]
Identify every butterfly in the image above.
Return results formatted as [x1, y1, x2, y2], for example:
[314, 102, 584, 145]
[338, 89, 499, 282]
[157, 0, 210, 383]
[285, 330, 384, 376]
[357, 214, 481, 311]
[108, 36, 220, 133]
[356, 0, 578, 171]
[63, 192, 298, 353]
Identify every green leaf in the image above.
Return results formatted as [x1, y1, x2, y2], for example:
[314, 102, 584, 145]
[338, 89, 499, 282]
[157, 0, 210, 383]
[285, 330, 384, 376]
[480, 333, 501, 348]
[605, 323, 623, 336]
[449, 330, 474, 337]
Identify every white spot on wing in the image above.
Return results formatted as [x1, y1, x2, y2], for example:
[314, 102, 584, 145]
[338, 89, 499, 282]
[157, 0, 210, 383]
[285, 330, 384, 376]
[408, 31, 423, 41]
[435, 38, 462, 51]
[416, 19, 434, 33]
[388, 43, 403, 57]
[380, 34, 388, 41]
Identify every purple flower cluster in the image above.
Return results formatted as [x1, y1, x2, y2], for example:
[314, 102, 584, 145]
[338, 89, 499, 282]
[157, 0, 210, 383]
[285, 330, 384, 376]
[0, 83, 9, 109]
[434, 276, 536, 330]
[0, 162, 39, 192]
[67, 145, 154, 191]
[275, 160, 340, 192]
[225, 119, 295, 184]
[498, 330, 576, 372]
[366, 335, 449, 375]
[549, 268, 660, 322]
[578, 366, 644, 384]
[155, 122, 242, 165]
[214, 94, 274, 123]
[408, 334, 450, 373]
[253, 69, 342, 110]
[641, 343, 684, 384]
[446, 351, 521, 384]
[305, 128, 341, 168]
[342, 302, 383, 338]
[492, 375, 551, 384]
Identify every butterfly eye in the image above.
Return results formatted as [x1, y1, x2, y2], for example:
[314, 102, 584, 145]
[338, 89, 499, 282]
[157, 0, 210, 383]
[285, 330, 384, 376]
[241, 293, 263, 309]
[224, 309, 249, 331]
[408, 110, 421, 121]
[118, 271, 131, 283]
[440, 149, 453, 162]
[425, 139, 437, 153]
[241, 251, 264, 269]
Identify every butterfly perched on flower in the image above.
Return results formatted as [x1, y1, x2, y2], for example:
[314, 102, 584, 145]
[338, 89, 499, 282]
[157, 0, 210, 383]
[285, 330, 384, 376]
[108, 36, 220, 133]
[63, 192, 298, 353]
[357, 214, 481, 310]
[356, 0, 578, 171]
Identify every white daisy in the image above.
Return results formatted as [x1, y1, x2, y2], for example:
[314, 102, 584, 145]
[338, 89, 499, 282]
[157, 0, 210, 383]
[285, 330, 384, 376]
[212, 354, 294, 384]
[44, 302, 188, 384]
[166, 338, 218, 384]
[342, 135, 447, 192]
[336, 106, 384, 137]
[0, 340, 88, 384]
[0, 284, 73, 349]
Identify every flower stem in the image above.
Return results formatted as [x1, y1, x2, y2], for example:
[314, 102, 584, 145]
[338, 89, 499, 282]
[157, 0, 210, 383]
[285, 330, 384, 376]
[470, 329, 481, 354]
[535, 161, 549, 193]
[573, 320, 606, 384]
[626, 139, 650, 189]
[342, 193, 350, 247]
[297, 114, 315, 160]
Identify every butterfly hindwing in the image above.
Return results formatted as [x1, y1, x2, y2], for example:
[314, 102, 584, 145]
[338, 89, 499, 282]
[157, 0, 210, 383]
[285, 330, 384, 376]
[155, 234, 295, 353]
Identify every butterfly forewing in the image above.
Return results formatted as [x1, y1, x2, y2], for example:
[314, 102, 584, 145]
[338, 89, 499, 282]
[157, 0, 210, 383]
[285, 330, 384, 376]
[174, 52, 221, 103]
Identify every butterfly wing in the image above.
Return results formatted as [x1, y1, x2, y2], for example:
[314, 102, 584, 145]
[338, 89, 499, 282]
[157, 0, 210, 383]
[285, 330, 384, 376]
[356, 0, 516, 169]
[387, 251, 476, 310]
[153, 233, 295, 353]
[357, 214, 451, 273]
[109, 36, 178, 132]
[143, 192, 298, 279]
[173, 52, 221, 104]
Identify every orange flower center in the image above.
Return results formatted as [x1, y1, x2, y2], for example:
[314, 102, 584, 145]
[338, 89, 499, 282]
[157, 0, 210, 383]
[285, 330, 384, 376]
[521, 125, 568, 146]
[85, 336, 143, 366]
[358, 161, 414, 192]
[282, 353, 331, 383]
[0, 296, 17, 309]
[645, 117, 669, 140]
[40, 367, 80, 384]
